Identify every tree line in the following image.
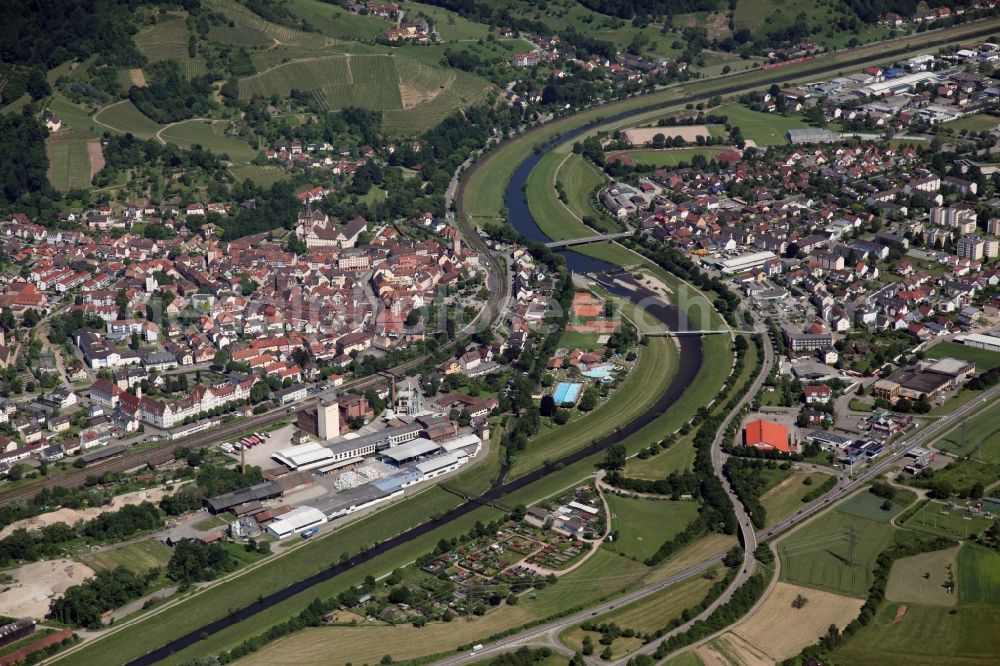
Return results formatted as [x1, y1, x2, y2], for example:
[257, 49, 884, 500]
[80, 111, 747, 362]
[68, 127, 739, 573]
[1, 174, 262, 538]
[0, 502, 162, 567]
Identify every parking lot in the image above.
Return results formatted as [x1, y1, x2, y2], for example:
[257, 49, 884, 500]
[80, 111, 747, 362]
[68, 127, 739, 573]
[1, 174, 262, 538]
[219, 423, 296, 469]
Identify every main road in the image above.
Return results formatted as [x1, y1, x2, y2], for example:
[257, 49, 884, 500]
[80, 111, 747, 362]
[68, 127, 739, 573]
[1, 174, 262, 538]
[432, 376, 1000, 666]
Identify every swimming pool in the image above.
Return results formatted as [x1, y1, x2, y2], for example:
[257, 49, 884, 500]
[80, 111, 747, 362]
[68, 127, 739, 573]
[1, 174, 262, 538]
[582, 364, 617, 379]
[553, 382, 582, 404]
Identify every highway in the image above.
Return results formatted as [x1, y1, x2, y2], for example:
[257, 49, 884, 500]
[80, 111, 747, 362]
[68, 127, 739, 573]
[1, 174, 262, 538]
[431, 377, 1000, 666]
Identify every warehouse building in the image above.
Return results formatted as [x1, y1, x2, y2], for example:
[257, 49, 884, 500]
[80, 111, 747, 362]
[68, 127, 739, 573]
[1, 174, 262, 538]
[415, 451, 468, 479]
[205, 481, 283, 514]
[704, 251, 777, 275]
[317, 483, 405, 519]
[955, 332, 1000, 353]
[267, 506, 328, 539]
[381, 437, 441, 465]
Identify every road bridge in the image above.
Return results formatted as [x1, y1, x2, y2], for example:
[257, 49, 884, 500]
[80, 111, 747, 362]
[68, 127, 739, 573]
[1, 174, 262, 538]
[544, 230, 633, 248]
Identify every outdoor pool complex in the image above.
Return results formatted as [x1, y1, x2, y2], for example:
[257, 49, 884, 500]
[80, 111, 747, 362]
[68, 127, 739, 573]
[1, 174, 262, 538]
[582, 364, 617, 379]
[553, 382, 583, 404]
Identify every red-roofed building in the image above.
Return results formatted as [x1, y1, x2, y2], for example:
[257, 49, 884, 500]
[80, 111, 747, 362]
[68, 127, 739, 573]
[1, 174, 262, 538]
[743, 419, 793, 453]
[802, 384, 832, 404]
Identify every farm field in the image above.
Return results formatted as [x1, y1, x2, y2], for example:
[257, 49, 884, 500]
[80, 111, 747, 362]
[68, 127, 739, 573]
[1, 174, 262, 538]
[556, 153, 606, 223]
[46, 132, 95, 192]
[135, 15, 207, 78]
[603, 495, 700, 562]
[210, 0, 328, 48]
[713, 103, 811, 146]
[931, 393, 1000, 459]
[383, 66, 493, 135]
[898, 500, 995, 540]
[79, 539, 173, 574]
[406, 2, 491, 41]
[778, 503, 896, 597]
[228, 164, 290, 187]
[885, 545, 960, 606]
[836, 489, 913, 523]
[159, 120, 258, 163]
[286, 0, 390, 41]
[725, 581, 864, 662]
[47, 94, 103, 136]
[662, 652, 704, 666]
[94, 101, 163, 138]
[956, 543, 1000, 605]
[829, 601, 1000, 666]
[924, 340, 1000, 371]
[760, 471, 834, 527]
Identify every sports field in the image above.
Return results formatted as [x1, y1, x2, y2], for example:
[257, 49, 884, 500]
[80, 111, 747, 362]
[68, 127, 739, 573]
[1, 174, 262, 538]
[945, 113, 1000, 133]
[924, 340, 1000, 371]
[957, 543, 1000, 605]
[604, 495, 700, 562]
[46, 132, 95, 192]
[760, 471, 834, 527]
[713, 103, 811, 146]
[727, 581, 864, 662]
[778, 505, 895, 598]
[160, 120, 258, 163]
[885, 545, 959, 606]
[79, 539, 173, 573]
[557, 330, 604, 351]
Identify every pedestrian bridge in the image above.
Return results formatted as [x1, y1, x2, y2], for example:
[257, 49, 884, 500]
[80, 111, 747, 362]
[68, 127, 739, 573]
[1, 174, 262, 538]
[545, 230, 633, 248]
[644, 330, 731, 337]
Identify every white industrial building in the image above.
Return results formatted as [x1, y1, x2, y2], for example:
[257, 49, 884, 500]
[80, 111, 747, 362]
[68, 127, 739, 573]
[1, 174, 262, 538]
[381, 437, 441, 465]
[709, 251, 777, 275]
[267, 506, 328, 539]
[415, 451, 467, 479]
[955, 332, 1000, 353]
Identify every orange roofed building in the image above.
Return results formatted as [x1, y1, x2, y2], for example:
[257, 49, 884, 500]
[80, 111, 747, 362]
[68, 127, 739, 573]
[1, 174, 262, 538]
[743, 419, 794, 453]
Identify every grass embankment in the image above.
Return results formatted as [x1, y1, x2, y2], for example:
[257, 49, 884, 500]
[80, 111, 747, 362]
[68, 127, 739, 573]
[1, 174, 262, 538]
[558, 153, 607, 223]
[760, 471, 834, 528]
[624, 334, 753, 479]
[560, 565, 725, 659]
